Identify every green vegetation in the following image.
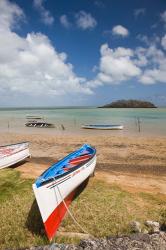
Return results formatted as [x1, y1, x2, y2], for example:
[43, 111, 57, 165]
[0, 169, 166, 249]
[99, 99, 156, 108]
[0, 169, 32, 202]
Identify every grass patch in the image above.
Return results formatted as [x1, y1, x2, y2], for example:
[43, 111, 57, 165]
[0, 169, 33, 202]
[0, 169, 166, 249]
[60, 180, 166, 237]
[139, 192, 166, 206]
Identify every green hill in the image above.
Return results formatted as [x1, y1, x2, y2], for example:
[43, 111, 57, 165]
[99, 99, 157, 108]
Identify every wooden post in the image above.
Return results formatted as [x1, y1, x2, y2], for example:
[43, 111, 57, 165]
[8, 121, 10, 133]
[137, 117, 141, 132]
[61, 124, 65, 130]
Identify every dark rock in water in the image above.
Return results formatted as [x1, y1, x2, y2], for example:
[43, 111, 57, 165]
[20, 232, 166, 250]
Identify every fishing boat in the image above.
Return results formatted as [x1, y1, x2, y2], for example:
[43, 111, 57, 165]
[26, 115, 43, 120]
[0, 142, 30, 170]
[25, 121, 54, 128]
[81, 124, 124, 130]
[33, 144, 96, 240]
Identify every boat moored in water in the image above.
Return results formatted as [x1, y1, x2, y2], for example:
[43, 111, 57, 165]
[81, 124, 124, 130]
[26, 115, 43, 120]
[25, 121, 55, 128]
[0, 142, 30, 170]
[33, 144, 96, 240]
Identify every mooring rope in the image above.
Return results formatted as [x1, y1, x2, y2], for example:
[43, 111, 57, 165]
[53, 177, 90, 235]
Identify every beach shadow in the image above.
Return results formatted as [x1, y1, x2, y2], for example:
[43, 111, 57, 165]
[26, 199, 45, 236]
[9, 158, 30, 169]
[74, 178, 89, 199]
[31, 156, 57, 165]
[26, 178, 89, 236]
[97, 163, 166, 176]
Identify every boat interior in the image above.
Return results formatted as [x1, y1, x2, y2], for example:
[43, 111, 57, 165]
[35, 145, 95, 187]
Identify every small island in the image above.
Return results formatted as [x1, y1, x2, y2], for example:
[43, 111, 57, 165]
[99, 99, 157, 108]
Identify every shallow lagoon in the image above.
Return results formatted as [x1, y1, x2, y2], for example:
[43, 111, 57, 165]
[0, 107, 165, 136]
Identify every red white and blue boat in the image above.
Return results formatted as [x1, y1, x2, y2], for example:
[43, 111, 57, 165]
[0, 142, 30, 170]
[33, 144, 96, 241]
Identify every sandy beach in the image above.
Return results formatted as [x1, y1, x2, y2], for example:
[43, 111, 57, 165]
[1, 131, 166, 195]
[0, 130, 166, 249]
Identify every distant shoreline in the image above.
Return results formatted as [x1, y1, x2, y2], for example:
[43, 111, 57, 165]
[1, 105, 166, 110]
[0, 106, 166, 110]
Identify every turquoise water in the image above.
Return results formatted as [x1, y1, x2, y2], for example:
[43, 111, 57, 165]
[0, 107, 165, 136]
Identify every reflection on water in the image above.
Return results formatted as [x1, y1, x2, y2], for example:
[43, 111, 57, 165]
[0, 107, 165, 136]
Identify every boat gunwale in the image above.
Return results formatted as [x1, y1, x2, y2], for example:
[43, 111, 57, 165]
[0, 141, 29, 148]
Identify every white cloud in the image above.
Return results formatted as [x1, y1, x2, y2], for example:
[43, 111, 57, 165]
[139, 75, 155, 84]
[136, 34, 149, 45]
[138, 45, 166, 84]
[88, 41, 166, 88]
[136, 34, 160, 46]
[161, 11, 166, 23]
[89, 44, 141, 86]
[134, 8, 146, 18]
[145, 45, 165, 65]
[161, 34, 166, 50]
[60, 15, 71, 28]
[0, 0, 166, 105]
[75, 11, 97, 30]
[134, 47, 148, 66]
[112, 25, 129, 37]
[33, 0, 54, 25]
[0, 0, 92, 98]
[140, 68, 166, 85]
[0, 0, 24, 31]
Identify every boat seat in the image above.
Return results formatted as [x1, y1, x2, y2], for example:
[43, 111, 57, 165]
[59, 151, 92, 173]
[63, 165, 73, 172]
[69, 154, 92, 165]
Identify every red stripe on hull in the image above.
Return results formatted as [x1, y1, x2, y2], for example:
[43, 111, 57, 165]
[44, 190, 76, 241]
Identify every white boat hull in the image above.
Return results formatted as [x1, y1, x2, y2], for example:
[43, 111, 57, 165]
[82, 125, 124, 130]
[0, 142, 30, 170]
[33, 155, 96, 240]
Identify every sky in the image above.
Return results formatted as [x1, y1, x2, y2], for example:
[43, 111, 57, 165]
[0, 0, 166, 107]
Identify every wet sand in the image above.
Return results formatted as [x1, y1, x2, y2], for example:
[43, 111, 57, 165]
[0, 132, 166, 195]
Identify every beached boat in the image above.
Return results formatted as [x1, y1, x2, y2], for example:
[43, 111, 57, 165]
[25, 121, 54, 128]
[33, 144, 96, 240]
[0, 142, 30, 170]
[82, 124, 124, 130]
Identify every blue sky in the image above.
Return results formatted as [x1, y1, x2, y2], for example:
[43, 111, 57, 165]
[0, 0, 166, 106]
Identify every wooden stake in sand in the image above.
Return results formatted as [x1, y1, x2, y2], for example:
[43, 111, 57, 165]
[136, 117, 141, 133]
[8, 121, 10, 133]
[61, 124, 65, 130]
